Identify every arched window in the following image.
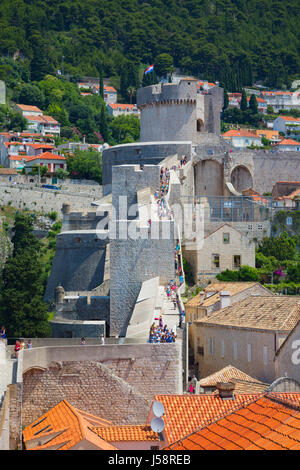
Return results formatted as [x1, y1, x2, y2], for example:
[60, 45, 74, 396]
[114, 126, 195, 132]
[197, 119, 204, 132]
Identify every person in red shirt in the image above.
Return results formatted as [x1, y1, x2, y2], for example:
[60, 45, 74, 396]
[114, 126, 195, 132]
[14, 340, 21, 358]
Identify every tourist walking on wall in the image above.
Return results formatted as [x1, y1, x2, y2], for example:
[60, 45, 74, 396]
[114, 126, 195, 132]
[27, 339, 32, 349]
[14, 340, 21, 358]
[81, 337, 86, 345]
[99, 334, 105, 345]
[0, 326, 6, 342]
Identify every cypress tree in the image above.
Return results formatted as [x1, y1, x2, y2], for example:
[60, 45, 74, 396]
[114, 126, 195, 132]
[249, 94, 258, 114]
[240, 89, 247, 111]
[100, 105, 109, 142]
[99, 64, 104, 99]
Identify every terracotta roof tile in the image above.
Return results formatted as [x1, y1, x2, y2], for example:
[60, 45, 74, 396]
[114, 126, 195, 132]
[200, 365, 269, 390]
[108, 103, 136, 110]
[93, 425, 159, 442]
[278, 139, 300, 146]
[164, 394, 300, 450]
[148, 394, 261, 444]
[16, 104, 42, 113]
[23, 400, 116, 450]
[26, 152, 65, 162]
[186, 282, 260, 308]
[197, 295, 300, 331]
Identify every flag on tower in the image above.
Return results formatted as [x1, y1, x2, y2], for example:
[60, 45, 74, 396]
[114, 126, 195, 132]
[144, 64, 154, 75]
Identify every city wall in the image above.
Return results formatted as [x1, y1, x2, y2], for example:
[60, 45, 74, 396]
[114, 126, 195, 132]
[0, 184, 99, 214]
[21, 343, 182, 426]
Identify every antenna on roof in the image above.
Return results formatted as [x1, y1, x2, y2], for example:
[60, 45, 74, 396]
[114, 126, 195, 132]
[153, 401, 165, 418]
[150, 417, 165, 434]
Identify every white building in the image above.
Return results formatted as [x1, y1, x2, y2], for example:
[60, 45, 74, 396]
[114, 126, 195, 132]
[222, 129, 263, 148]
[276, 138, 300, 152]
[261, 90, 300, 112]
[24, 152, 66, 174]
[273, 115, 300, 136]
[107, 103, 140, 117]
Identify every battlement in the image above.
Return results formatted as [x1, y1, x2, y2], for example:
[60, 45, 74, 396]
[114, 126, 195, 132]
[137, 79, 198, 108]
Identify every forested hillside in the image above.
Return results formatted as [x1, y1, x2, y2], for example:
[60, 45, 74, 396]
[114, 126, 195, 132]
[0, 0, 299, 91]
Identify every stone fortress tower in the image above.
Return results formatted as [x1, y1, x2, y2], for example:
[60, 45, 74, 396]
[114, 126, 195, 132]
[45, 78, 300, 339]
[138, 78, 223, 142]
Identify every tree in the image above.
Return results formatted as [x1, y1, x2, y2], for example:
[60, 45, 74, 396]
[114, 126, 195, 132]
[98, 64, 104, 99]
[99, 105, 109, 142]
[223, 88, 229, 111]
[249, 94, 258, 114]
[66, 149, 102, 183]
[0, 213, 51, 337]
[154, 53, 174, 78]
[18, 83, 45, 109]
[110, 115, 140, 144]
[240, 89, 247, 111]
[8, 111, 27, 132]
[257, 232, 296, 261]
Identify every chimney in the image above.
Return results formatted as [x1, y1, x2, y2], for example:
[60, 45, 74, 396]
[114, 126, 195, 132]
[199, 291, 205, 304]
[220, 291, 231, 309]
[216, 382, 235, 399]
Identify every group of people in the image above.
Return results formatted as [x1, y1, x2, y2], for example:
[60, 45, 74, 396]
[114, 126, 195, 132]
[179, 156, 188, 166]
[174, 244, 184, 286]
[80, 334, 105, 345]
[153, 167, 172, 220]
[14, 339, 32, 358]
[148, 316, 177, 343]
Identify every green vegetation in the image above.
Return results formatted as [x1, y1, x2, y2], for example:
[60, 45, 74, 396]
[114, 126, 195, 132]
[216, 232, 300, 294]
[0, 213, 52, 337]
[0, 0, 298, 93]
[66, 149, 102, 183]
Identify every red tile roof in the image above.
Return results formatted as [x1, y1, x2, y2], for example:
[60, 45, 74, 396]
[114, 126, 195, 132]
[25, 143, 54, 150]
[277, 116, 300, 122]
[104, 86, 117, 93]
[278, 139, 300, 146]
[148, 394, 261, 444]
[16, 104, 42, 113]
[93, 425, 159, 442]
[108, 103, 136, 110]
[23, 400, 116, 450]
[26, 152, 65, 162]
[164, 394, 300, 450]
[223, 130, 261, 138]
[25, 114, 59, 124]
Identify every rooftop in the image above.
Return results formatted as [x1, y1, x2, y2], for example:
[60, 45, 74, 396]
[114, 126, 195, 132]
[278, 139, 300, 146]
[196, 295, 300, 331]
[223, 130, 261, 138]
[26, 152, 65, 162]
[199, 365, 269, 393]
[16, 104, 42, 113]
[23, 400, 116, 450]
[186, 282, 262, 308]
[93, 425, 159, 442]
[165, 394, 300, 450]
[149, 393, 261, 444]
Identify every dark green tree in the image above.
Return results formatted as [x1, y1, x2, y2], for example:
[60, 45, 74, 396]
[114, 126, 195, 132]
[240, 89, 247, 112]
[99, 105, 109, 142]
[249, 94, 258, 114]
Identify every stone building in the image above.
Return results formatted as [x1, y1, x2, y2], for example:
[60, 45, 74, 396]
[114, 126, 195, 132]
[183, 223, 255, 283]
[192, 295, 300, 383]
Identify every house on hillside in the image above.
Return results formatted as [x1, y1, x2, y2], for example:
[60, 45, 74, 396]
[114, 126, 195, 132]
[107, 103, 140, 117]
[222, 129, 263, 148]
[273, 115, 300, 136]
[24, 152, 66, 174]
[276, 138, 300, 152]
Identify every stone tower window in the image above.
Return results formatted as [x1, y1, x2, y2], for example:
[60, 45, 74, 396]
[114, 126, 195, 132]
[197, 119, 204, 132]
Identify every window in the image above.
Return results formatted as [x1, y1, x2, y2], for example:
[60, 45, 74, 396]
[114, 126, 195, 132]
[197, 119, 204, 132]
[212, 254, 220, 268]
[233, 255, 241, 268]
[247, 344, 252, 362]
[233, 342, 238, 360]
[263, 346, 268, 365]
[223, 233, 230, 244]
[221, 340, 225, 358]
[209, 338, 214, 355]
[151, 446, 160, 450]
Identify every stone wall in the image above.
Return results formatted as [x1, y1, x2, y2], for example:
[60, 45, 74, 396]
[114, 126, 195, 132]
[44, 232, 109, 302]
[21, 343, 182, 426]
[0, 184, 98, 214]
